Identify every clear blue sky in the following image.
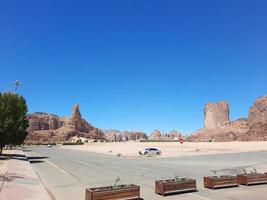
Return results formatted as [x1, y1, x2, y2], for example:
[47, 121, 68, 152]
[0, 0, 267, 135]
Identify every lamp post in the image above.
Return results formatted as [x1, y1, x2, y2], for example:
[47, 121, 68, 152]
[180, 138, 184, 155]
[12, 80, 22, 92]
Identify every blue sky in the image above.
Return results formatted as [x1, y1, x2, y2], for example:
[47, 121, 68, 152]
[0, 0, 267, 135]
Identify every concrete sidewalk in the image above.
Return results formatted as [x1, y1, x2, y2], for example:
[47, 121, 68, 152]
[0, 150, 51, 200]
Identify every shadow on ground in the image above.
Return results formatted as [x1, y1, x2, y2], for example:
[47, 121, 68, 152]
[22, 149, 32, 152]
[29, 160, 46, 164]
[1, 153, 26, 158]
[27, 156, 49, 159]
[156, 189, 198, 197]
[27, 156, 49, 164]
[0, 154, 49, 162]
[0, 153, 28, 161]
[0, 172, 25, 182]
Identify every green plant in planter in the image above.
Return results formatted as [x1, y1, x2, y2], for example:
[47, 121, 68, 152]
[251, 167, 257, 174]
[116, 153, 122, 157]
[173, 173, 182, 182]
[174, 175, 180, 182]
[211, 169, 217, 177]
[113, 177, 121, 189]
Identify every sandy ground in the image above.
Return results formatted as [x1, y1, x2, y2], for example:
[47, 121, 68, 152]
[61, 141, 267, 158]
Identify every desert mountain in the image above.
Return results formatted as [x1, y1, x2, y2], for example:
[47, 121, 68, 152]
[26, 104, 103, 143]
[104, 130, 148, 141]
[149, 129, 182, 140]
[189, 95, 267, 141]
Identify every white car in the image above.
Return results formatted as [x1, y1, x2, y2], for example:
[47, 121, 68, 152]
[47, 144, 52, 148]
[138, 147, 161, 156]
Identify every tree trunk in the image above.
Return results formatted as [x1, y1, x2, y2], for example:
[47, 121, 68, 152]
[0, 146, 3, 156]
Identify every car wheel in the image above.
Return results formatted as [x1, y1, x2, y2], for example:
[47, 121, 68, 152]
[144, 151, 148, 155]
[156, 152, 160, 156]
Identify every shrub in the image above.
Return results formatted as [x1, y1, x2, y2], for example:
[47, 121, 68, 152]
[140, 140, 179, 142]
[62, 142, 84, 145]
[116, 153, 122, 157]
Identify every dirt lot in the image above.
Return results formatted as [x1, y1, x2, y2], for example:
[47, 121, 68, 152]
[61, 141, 267, 158]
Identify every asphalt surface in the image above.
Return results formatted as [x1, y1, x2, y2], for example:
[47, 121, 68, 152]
[25, 146, 267, 200]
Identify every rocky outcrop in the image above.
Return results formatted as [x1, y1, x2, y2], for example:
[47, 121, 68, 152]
[189, 95, 267, 142]
[149, 129, 181, 140]
[204, 101, 230, 129]
[104, 130, 147, 141]
[27, 113, 64, 132]
[149, 129, 161, 140]
[244, 122, 267, 141]
[72, 104, 81, 120]
[244, 96, 267, 140]
[247, 96, 267, 125]
[121, 131, 148, 141]
[26, 105, 103, 143]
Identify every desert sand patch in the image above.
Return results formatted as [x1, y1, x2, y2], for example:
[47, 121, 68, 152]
[61, 141, 267, 158]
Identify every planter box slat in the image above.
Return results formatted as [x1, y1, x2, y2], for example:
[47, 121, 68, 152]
[92, 188, 138, 196]
[85, 185, 140, 200]
[204, 176, 238, 189]
[93, 191, 138, 200]
[155, 178, 197, 196]
[237, 174, 267, 185]
[165, 182, 196, 191]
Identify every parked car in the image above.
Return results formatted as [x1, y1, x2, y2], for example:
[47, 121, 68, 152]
[138, 148, 161, 156]
[47, 144, 52, 148]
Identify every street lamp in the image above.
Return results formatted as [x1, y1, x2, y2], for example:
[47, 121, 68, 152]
[12, 80, 22, 92]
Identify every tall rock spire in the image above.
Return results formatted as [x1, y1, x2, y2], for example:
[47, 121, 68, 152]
[72, 104, 81, 120]
[204, 101, 230, 129]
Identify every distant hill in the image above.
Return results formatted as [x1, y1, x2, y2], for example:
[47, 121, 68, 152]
[26, 104, 103, 143]
[103, 129, 148, 141]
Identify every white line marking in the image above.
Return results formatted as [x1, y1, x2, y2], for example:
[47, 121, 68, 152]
[73, 160, 88, 165]
[188, 193, 212, 200]
[31, 151, 70, 175]
[44, 159, 69, 175]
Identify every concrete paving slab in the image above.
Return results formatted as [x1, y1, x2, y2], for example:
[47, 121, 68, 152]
[0, 150, 51, 200]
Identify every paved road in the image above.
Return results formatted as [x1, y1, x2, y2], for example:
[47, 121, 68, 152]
[26, 146, 267, 200]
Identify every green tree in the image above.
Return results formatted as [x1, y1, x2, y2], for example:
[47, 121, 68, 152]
[0, 92, 29, 155]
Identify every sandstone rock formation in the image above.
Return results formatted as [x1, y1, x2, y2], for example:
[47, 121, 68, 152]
[189, 95, 267, 141]
[247, 96, 267, 125]
[149, 129, 181, 141]
[72, 104, 81, 120]
[245, 96, 267, 140]
[104, 130, 147, 141]
[149, 129, 161, 140]
[204, 101, 230, 129]
[27, 112, 62, 133]
[26, 104, 103, 143]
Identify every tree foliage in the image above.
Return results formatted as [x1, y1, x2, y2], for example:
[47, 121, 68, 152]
[0, 92, 29, 154]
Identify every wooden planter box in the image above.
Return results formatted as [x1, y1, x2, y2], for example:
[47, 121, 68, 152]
[85, 184, 140, 200]
[237, 173, 267, 185]
[155, 178, 197, 196]
[203, 176, 238, 189]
